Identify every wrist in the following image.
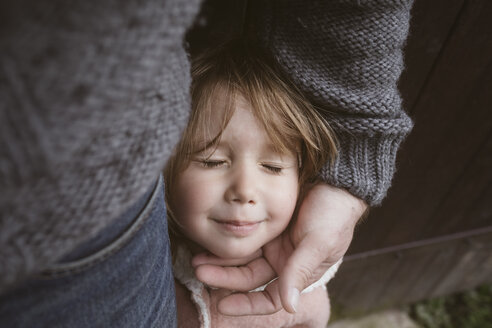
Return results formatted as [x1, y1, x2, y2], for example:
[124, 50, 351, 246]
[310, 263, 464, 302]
[312, 183, 368, 225]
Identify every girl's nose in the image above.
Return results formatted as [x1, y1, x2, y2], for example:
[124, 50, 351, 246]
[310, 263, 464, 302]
[225, 164, 257, 205]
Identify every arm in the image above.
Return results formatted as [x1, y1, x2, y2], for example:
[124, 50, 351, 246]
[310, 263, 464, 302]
[193, 0, 413, 314]
[251, 0, 414, 205]
[0, 0, 199, 292]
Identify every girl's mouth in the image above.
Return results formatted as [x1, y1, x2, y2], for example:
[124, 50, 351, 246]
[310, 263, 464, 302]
[212, 219, 262, 237]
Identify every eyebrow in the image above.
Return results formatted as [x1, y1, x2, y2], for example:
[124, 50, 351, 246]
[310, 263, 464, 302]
[195, 138, 297, 160]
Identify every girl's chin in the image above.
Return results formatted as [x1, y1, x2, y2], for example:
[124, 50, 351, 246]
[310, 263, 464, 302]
[185, 241, 256, 259]
[209, 245, 259, 260]
[184, 234, 261, 259]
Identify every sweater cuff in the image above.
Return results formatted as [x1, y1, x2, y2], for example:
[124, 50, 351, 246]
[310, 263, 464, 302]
[319, 116, 413, 206]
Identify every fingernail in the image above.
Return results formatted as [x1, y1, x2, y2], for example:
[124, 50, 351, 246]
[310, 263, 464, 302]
[289, 288, 300, 313]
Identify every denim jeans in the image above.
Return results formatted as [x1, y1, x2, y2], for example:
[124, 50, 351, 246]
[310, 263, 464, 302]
[0, 175, 176, 328]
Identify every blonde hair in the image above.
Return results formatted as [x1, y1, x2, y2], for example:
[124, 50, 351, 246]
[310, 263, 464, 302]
[165, 39, 337, 239]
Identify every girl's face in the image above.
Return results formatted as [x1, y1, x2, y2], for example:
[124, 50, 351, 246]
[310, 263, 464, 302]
[171, 92, 299, 259]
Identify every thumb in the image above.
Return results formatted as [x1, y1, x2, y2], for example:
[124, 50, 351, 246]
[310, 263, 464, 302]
[278, 235, 332, 314]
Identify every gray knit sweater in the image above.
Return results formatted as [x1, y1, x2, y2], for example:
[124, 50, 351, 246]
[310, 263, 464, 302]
[0, 0, 413, 293]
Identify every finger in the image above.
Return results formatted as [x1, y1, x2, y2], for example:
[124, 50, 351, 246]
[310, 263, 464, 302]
[217, 280, 283, 316]
[262, 232, 295, 274]
[279, 236, 334, 313]
[195, 257, 276, 291]
[191, 249, 263, 267]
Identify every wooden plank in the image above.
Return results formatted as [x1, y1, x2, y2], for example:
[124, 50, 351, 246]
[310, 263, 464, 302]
[350, 0, 492, 253]
[401, 240, 466, 304]
[470, 252, 492, 286]
[372, 247, 438, 308]
[399, 0, 465, 112]
[329, 254, 401, 313]
[461, 250, 492, 289]
[422, 130, 492, 237]
[430, 232, 492, 296]
[330, 230, 492, 312]
[367, 235, 469, 307]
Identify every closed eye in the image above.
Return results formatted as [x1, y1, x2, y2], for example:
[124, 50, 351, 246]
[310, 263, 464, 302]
[199, 160, 226, 168]
[262, 164, 283, 174]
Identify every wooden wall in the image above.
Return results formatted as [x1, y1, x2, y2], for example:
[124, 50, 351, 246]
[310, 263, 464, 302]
[329, 0, 492, 312]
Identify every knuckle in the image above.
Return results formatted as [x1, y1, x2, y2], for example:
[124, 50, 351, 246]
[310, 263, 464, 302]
[296, 263, 315, 286]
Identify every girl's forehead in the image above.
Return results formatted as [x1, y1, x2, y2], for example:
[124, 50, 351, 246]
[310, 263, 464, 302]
[208, 86, 246, 115]
[195, 88, 243, 133]
[193, 83, 300, 157]
[195, 111, 299, 163]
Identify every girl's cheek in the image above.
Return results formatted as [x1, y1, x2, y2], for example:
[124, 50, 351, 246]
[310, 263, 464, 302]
[271, 184, 298, 217]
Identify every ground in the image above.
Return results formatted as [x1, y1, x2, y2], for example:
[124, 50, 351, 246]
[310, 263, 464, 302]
[327, 309, 420, 328]
[327, 284, 492, 328]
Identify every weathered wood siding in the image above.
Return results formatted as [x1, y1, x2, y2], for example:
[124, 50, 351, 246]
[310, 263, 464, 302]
[330, 0, 492, 312]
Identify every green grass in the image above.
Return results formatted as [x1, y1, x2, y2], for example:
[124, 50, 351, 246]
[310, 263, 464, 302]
[409, 284, 492, 328]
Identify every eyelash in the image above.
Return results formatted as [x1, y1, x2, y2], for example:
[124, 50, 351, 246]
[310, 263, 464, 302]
[199, 160, 283, 174]
[262, 164, 283, 174]
[199, 160, 225, 168]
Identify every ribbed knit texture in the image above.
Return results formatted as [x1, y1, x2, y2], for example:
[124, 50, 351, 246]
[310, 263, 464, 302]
[0, 0, 201, 292]
[252, 0, 414, 205]
[0, 0, 413, 293]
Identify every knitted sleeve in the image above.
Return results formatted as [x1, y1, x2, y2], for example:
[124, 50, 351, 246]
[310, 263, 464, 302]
[0, 0, 200, 292]
[251, 0, 414, 205]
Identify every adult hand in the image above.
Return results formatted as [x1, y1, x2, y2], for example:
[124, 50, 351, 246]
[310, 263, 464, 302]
[192, 183, 368, 315]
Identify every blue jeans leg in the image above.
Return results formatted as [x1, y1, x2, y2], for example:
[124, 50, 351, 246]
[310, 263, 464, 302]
[0, 175, 176, 328]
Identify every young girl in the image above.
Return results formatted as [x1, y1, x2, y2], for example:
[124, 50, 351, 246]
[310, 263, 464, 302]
[165, 40, 340, 328]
